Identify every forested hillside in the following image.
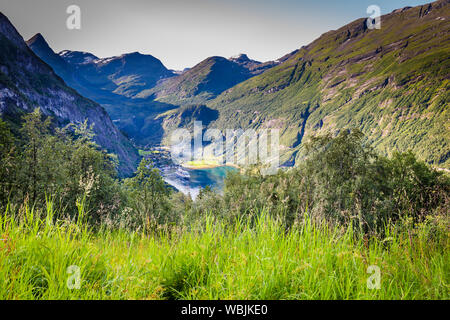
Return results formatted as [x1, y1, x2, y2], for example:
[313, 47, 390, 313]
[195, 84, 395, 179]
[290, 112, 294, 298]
[204, 0, 449, 168]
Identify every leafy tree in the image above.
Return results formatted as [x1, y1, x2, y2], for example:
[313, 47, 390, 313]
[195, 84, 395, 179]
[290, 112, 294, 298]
[18, 108, 52, 204]
[0, 119, 17, 206]
[303, 129, 390, 233]
[5, 108, 121, 222]
[64, 120, 120, 222]
[214, 129, 449, 235]
[387, 151, 448, 219]
[123, 158, 171, 231]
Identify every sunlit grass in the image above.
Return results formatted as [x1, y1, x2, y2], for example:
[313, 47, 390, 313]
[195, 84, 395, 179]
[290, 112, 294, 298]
[0, 201, 448, 300]
[182, 160, 222, 169]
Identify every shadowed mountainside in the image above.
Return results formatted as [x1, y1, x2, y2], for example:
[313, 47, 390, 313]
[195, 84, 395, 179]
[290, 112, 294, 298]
[24, 0, 449, 169]
[0, 13, 140, 176]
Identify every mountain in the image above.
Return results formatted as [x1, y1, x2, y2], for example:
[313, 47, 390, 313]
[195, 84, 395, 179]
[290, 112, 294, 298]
[26, 33, 74, 82]
[201, 0, 449, 168]
[26, 34, 103, 102]
[58, 50, 176, 98]
[27, 35, 282, 147]
[27, 34, 179, 147]
[23, 0, 449, 170]
[228, 53, 279, 75]
[27, 34, 181, 147]
[28, 36, 176, 101]
[136, 54, 280, 104]
[0, 13, 140, 176]
[229, 52, 300, 75]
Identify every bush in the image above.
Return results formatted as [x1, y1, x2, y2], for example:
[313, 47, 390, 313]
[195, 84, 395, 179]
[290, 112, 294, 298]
[122, 158, 173, 231]
[195, 129, 450, 235]
[0, 108, 122, 224]
[2, 111, 447, 237]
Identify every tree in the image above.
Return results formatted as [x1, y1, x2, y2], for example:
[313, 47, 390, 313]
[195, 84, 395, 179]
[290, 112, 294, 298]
[18, 108, 52, 204]
[0, 119, 17, 206]
[65, 120, 119, 222]
[12, 109, 120, 222]
[387, 151, 447, 219]
[124, 158, 171, 231]
[303, 129, 388, 232]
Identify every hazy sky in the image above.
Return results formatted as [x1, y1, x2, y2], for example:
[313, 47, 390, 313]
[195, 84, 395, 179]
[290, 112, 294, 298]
[0, 0, 432, 70]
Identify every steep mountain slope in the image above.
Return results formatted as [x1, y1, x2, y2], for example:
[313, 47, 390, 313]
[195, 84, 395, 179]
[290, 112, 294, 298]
[137, 54, 280, 104]
[28, 36, 176, 101]
[0, 13, 139, 176]
[58, 50, 175, 98]
[205, 0, 450, 168]
[26, 34, 107, 102]
[27, 34, 178, 147]
[26, 33, 74, 83]
[27, 36, 282, 148]
[58, 50, 179, 147]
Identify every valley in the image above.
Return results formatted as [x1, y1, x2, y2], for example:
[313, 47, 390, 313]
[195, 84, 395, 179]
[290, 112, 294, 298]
[0, 0, 448, 302]
[23, 0, 450, 176]
[140, 146, 237, 198]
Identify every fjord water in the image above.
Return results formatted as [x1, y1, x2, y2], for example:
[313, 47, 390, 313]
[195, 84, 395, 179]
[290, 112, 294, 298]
[162, 165, 237, 199]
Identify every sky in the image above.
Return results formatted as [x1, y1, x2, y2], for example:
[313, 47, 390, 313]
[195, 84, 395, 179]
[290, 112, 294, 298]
[0, 0, 433, 70]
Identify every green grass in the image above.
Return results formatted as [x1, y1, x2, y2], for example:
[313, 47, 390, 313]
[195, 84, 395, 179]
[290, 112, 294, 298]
[0, 201, 448, 300]
[182, 160, 222, 169]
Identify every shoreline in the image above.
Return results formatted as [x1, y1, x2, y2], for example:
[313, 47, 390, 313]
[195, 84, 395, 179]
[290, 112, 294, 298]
[181, 161, 240, 170]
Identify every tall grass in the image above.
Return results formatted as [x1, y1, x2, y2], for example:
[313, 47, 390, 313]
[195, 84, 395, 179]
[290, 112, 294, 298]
[0, 200, 448, 300]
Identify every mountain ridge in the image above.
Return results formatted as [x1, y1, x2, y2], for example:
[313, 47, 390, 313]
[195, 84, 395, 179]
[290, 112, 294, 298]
[28, 37, 176, 100]
[136, 53, 281, 104]
[27, 34, 284, 146]
[202, 0, 449, 168]
[0, 12, 140, 176]
[22, 0, 450, 169]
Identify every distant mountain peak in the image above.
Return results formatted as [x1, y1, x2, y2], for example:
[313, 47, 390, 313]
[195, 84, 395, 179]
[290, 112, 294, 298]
[58, 50, 100, 65]
[26, 33, 53, 53]
[26, 33, 76, 81]
[228, 53, 264, 69]
[123, 51, 142, 56]
[230, 53, 249, 59]
[229, 53, 251, 61]
[0, 14, 140, 175]
[205, 56, 228, 62]
[26, 32, 45, 44]
[116, 51, 165, 65]
[0, 11, 28, 50]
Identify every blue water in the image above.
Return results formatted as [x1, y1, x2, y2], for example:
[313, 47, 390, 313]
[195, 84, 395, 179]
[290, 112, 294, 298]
[188, 166, 237, 191]
[161, 165, 237, 199]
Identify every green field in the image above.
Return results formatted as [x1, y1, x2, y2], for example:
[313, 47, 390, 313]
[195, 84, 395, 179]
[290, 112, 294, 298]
[1, 112, 448, 300]
[1, 202, 448, 300]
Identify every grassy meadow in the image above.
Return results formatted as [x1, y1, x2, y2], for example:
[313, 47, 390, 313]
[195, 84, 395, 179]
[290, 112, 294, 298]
[0, 201, 448, 300]
[0, 113, 448, 300]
